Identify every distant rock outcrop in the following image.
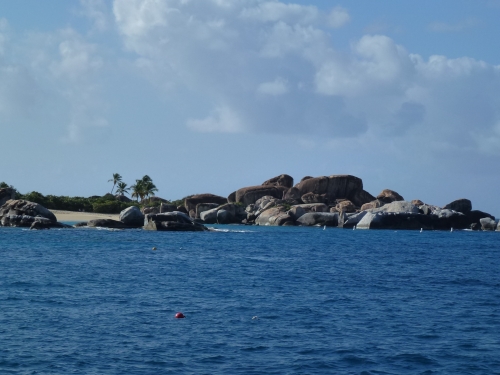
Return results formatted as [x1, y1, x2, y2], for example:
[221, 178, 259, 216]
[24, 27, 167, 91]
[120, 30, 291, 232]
[293, 175, 373, 207]
[0, 199, 62, 228]
[144, 212, 208, 231]
[184, 194, 227, 217]
[235, 185, 286, 206]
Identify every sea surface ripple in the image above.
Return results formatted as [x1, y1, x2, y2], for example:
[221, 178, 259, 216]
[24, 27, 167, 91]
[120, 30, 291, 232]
[1, 226, 499, 374]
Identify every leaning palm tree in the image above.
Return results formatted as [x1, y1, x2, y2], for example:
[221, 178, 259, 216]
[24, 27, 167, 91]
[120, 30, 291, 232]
[108, 173, 122, 194]
[115, 182, 130, 196]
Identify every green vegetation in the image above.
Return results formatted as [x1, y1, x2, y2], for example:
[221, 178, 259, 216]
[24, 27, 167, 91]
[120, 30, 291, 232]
[0, 174, 177, 214]
[19, 191, 139, 214]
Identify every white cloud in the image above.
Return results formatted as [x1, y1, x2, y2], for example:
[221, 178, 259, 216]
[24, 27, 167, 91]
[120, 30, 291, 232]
[258, 77, 289, 95]
[50, 30, 102, 80]
[187, 106, 245, 133]
[327, 6, 350, 29]
[108, 0, 500, 156]
[79, 0, 109, 32]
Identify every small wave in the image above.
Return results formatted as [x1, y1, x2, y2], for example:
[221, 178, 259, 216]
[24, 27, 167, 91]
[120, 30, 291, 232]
[209, 227, 254, 233]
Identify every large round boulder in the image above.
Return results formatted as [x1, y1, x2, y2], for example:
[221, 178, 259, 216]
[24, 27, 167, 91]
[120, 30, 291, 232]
[376, 189, 404, 203]
[262, 174, 294, 188]
[443, 199, 472, 214]
[119, 206, 144, 226]
[293, 175, 372, 206]
[0, 199, 57, 227]
[235, 185, 285, 206]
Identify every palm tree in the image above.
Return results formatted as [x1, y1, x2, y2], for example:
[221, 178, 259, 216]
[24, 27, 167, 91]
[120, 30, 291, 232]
[143, 181, 158, 202]
[130, 180, 144, 202]
[108, 173, 122, 194]
[115, 182, 130, 196]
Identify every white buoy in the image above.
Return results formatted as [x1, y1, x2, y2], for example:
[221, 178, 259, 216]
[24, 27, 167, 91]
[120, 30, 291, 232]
[353, 225, 356, 230]
[450, 227, 454, 232]
[252, 316, 258, 320]
[323, 225, 326, 230]
[420, 228, 423, 233]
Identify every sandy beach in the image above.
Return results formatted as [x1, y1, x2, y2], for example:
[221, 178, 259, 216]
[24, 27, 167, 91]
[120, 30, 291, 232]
[50, 210, 119, 222]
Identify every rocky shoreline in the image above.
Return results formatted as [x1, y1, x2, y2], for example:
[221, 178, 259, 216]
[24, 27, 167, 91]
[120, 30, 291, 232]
[1, 174, 499, 231]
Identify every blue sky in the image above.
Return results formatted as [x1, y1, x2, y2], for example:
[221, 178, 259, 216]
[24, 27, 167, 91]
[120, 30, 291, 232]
[1, 0, 500, 215]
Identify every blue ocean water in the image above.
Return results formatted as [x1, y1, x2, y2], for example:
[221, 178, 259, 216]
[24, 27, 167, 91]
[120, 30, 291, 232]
[1, 225, 499, 375]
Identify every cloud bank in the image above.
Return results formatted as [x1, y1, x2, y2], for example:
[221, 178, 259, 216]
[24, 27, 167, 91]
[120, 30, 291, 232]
[107, 0, 500, 156]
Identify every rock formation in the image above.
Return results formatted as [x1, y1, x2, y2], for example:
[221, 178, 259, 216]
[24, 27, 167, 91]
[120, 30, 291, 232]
[184, 194, 227, 217]
[119, 206, 144, 227]
[144, 212, 208, 231]
[0, 199, 65, 228]
[443, 199, 472, 214]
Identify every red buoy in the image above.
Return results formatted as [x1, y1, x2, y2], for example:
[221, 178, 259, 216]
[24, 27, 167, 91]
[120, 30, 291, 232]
[175, 312, 185, 319]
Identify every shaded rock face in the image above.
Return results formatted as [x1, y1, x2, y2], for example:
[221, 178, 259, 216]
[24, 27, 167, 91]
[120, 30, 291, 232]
[294, 203, 329, 213]
[119, 206, 144, 226]
[462, 210, 494, 229]
[294, 175, 369, 206]
[143, 207, 160, 215]
[262, 174, 294, 188]
[227, 191, 236, 203]
[196, 203, 220, 219]
[357, 212, 433, 230]
[443, 199, 472, 214]
[0, 199, 58, 227]
[376, 189, 404, 204]
[235, 185, 286, 207]
[200, 203, 246, 224]
[350, 189, 375, 208]
[160, 204, 177, 213]
[297, 212, 339, 227]
[184, 194, 227, 214]
[411, 199, 425, 206]
[356, 210, 470, 231]
[0, 188, 16, 206]
[284, 187, 301, 201]
[301, 192, 326, 204]
[87, 219, 133, 229]
[144, 212, 208, 231]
